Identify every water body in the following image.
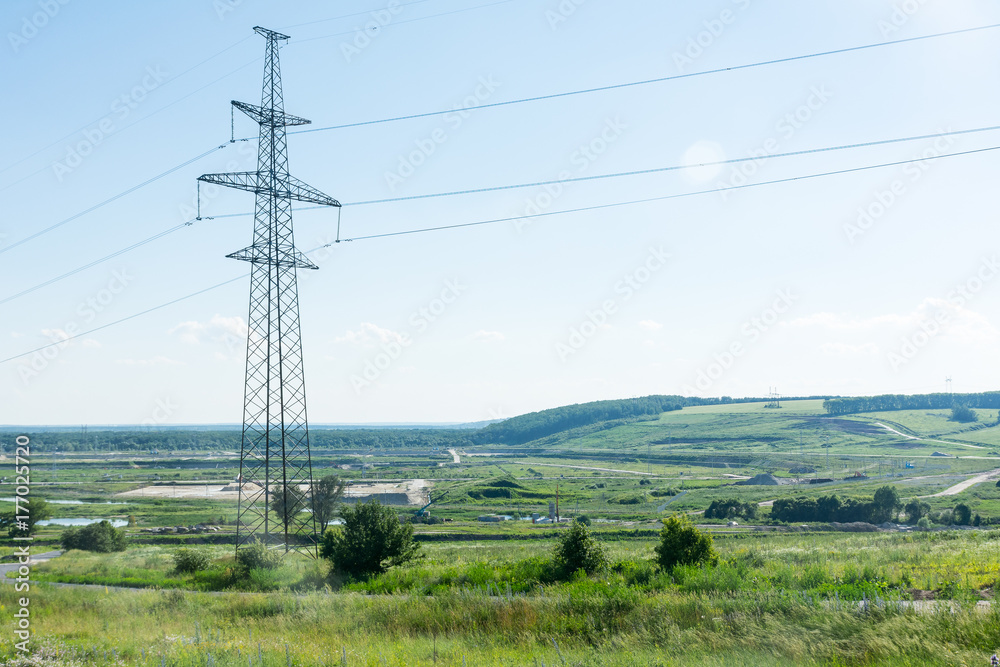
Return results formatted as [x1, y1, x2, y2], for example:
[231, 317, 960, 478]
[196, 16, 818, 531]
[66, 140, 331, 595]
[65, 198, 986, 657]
[38, 518, 128, 527]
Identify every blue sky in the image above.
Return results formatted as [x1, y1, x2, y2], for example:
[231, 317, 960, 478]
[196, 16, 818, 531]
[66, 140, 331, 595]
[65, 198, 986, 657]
[2, 0, 1000, 425]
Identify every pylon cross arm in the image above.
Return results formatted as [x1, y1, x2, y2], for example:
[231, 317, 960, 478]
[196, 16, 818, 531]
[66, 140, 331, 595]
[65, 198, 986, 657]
[198, 172, 341, 208]
[232, 100, 311, 128]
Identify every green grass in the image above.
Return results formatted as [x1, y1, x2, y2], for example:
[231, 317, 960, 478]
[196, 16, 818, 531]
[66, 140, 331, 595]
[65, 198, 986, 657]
[7, 531, 1000, 665]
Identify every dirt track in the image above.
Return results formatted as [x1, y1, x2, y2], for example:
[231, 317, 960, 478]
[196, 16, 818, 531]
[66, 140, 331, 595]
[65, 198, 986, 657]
[117, 479, 431, 505]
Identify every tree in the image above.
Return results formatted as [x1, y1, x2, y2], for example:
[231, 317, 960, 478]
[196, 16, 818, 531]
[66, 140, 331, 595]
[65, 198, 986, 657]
[61, 520, 127, 552]
[319, 500, 419, 578]
[311, 475, 347, 532]
[950, 405, 978, 423]
[270, 485, 307, 527]
[553, 520, 607, 577]
[654, 514, 717, 571]
[0, 498, 52, 537]
[903, 500, 930, 524]
[953, 503, 972, 526]
[872, 486, 902, 523]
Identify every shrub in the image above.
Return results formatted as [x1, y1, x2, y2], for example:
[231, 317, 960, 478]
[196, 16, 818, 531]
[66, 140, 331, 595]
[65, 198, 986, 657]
[951, 405, 978, 423]
[173, 548, 211, 574]
[904, 500, 930, 524]
[61, 520, 127, 552]
[574, 515, 592, 526]
[953, 503, 972, 526]
[320, 500, 420, 578]
[654, 514, 716, 572]
[705, 499, 758, 520]
[917, 516, 931, 531]
[552, 520, 607, 578]
[236, 540, 284, 572]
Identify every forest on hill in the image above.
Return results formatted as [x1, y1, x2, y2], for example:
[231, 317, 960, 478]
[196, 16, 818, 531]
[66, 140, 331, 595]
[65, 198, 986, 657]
[12, 394, 839, 452]
[823, 391, 1000, 415]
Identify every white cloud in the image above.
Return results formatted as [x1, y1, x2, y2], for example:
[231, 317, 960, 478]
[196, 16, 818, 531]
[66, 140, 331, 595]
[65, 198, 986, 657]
[472, 330, 505, 343]
[169, 314, 246, 345]
[334, 322, 407, 348]
[638, 320, 663, 331]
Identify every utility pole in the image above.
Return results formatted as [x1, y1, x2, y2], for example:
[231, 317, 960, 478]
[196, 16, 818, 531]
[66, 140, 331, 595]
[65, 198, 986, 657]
[198, 26, 340, 557]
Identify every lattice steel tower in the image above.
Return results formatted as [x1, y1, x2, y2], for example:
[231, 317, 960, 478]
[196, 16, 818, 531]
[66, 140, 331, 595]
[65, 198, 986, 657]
[198, 26, 340, 555]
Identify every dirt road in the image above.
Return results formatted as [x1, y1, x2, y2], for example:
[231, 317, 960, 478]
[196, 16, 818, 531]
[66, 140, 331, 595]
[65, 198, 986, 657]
[875, 423, 984, 449]
[923, 467, 1000, 497]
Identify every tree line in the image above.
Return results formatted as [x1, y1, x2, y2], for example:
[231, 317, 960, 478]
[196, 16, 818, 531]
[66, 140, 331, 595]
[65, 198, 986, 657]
[823, 392, 1000, 416]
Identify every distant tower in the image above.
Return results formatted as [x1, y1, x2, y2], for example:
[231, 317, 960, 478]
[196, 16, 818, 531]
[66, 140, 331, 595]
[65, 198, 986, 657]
[198, 27, 341, 556]
[946, 376, 953, 394]
[765, 386, 781, 409]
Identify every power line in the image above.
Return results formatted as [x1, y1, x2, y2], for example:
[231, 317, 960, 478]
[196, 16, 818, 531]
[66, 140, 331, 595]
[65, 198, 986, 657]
[212, 124, 1000, 220]
[334, 145, 1000, 242]
[0, 274, 247, 366]
[0, 220, 200, 306]
[289, 0, 516, 45]
[339, 125, 1000, 207]
[280, 0, 442, 29]
[284, 23, 1000, 136]
[4, 143, 996, 366]
[0, 36, 253, 180]
[0, 145, 227, 256]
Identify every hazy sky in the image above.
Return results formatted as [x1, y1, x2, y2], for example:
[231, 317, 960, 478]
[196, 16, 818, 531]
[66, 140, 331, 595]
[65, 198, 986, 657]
[3, 1, 1000, 425]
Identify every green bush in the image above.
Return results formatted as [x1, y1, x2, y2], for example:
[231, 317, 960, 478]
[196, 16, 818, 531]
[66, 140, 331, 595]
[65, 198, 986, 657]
[236, 540, 284, 572]
[954, 503, 972, 526]
[552, 520, 607, 578]
[320, 500, 420, 578]
[574, 515, 592, 526]
[654, 514, 716, 572]
[173, 548, 212, 574]
[61, 520, 127, 553]
[951, 405, 978, 423]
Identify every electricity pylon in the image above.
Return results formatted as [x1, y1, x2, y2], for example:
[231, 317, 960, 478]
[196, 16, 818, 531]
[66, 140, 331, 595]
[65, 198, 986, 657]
[198, 26, 340, 556]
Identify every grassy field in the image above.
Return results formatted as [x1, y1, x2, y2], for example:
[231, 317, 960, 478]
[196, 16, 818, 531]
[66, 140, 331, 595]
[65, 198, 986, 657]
[6, 401, 1000, 664]
[7, 531, 1000, 665]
